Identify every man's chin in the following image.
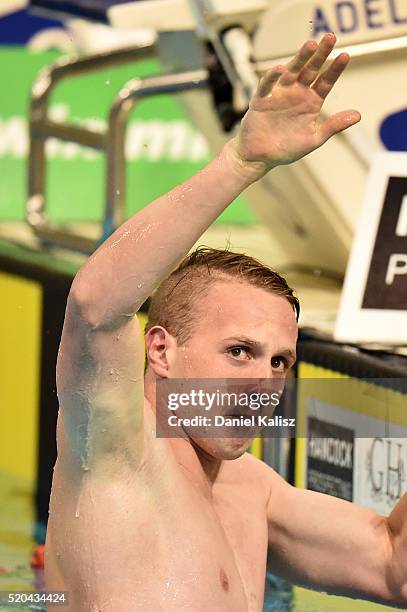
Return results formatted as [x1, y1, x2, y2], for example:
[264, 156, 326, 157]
[193, 436, 253, 460]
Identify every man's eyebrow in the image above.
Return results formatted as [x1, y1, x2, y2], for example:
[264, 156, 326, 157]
[222, 335, 263, 349]
[278, 348, 297, 363]
[222, 336, 297, 362]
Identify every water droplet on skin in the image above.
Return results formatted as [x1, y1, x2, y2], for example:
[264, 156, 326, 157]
[137, 283, 143, 288]
[110, 230, 130, 248]
[139, 223, 151, 236]
[116, 190, 120, 195]
[75, 510, 80, 518]
[110, 369, 114, 375]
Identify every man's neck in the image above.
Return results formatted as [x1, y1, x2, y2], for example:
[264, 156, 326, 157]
[144, 370, 223, 495]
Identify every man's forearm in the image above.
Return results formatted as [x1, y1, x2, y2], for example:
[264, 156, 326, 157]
[71, 139, 267, 329]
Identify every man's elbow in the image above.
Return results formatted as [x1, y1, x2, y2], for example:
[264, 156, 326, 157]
[384, 519, 407, 608]
[67, 279, 100, 329]
[69, 276, 123, 332]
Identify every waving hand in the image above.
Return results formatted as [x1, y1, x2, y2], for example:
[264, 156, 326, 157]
[234, 33, 361, 173]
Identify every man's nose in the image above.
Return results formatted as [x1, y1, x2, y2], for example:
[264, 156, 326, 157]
[247, 364, 286, 385]
[255, 362, 284, 379]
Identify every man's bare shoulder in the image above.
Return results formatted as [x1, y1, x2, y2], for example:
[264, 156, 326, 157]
[229, 452, 293, 499]
[237, 451, 280, 478]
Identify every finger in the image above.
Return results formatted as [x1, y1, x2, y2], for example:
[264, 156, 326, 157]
[278, 40, 318, 86]
[318, 109, 361, 144]
[256, 64, 285, 97]
[312, 53, 350, 99]
[298, 32, 336, 86]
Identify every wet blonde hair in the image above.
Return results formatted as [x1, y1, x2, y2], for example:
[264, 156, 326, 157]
[145, 246, 299, 350]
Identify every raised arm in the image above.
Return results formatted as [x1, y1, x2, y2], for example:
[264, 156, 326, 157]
[267, 468, 407, 607]
[57, 33, 360, 475]
[73, 33, 359, 328]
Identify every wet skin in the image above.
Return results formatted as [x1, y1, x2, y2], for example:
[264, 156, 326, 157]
[45, 283, 297, 611]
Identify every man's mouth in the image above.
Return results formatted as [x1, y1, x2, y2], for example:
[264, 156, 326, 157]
[224, 408, 257, 419]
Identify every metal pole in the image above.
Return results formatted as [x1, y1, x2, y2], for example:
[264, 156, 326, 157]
[104, 69, 209, 241]
[27, 44, 155, 233]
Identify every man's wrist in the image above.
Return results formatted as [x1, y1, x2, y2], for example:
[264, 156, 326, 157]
[222, 138, 277, 187]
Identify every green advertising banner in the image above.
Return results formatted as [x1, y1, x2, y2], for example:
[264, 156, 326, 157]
[0, 46, 255, 227]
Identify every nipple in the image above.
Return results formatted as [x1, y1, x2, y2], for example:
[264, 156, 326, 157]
[219, 568, 229, 592]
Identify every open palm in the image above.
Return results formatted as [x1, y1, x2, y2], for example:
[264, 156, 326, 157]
[236, 33, 361, 168]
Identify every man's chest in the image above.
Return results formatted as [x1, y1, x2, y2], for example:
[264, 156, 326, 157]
[137, 450, 270, 609]
[212, 485, 269, 608]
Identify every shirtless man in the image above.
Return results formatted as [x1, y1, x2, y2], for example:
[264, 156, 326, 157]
[45, 33, 407, 611]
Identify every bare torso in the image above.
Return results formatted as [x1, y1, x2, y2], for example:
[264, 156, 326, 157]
[45, 399, 271, 612]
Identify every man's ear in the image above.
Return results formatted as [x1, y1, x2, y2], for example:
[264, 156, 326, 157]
[145, 326, 177, 377]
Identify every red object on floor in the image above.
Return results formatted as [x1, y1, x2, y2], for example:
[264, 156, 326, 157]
[30, 545, 45, 569]
[0, 567, 6, 574]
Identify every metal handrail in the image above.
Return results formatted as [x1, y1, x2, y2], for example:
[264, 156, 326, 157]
[103, 70, 208, 240]
[27, 43, 156, 251]
[27, 39, 209, 254]
[30, 44, 156, 111]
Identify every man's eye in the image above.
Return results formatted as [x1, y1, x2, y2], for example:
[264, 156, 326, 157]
[228, 346, 251, 359]
[271, 356, 287, 370]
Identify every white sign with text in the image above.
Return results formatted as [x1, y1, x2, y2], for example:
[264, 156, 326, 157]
[335, 152, 407, 344]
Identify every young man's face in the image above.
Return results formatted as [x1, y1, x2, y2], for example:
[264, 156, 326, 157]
[167, 280, 298, 459]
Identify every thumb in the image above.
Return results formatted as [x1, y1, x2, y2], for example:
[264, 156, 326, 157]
[318, 109, 361, 144]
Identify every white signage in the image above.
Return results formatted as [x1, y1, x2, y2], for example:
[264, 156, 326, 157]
[303, 397, 407, 513]
[354, 437, 407, 514]
[335, 152, 407, 344]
